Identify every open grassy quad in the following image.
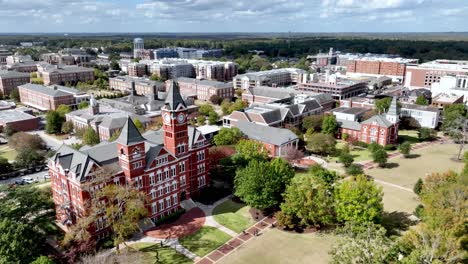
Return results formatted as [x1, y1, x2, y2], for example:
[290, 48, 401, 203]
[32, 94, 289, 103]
[213, 199, 255, 233]
[330, 141, 373, 163]
[398, 130, 420, 144]
[130, 242, 192, 264]
[367, 142, 463, 189]
[179, 226, 232, 257]
[218, 229, 337, 264]
[0, 145, 17, 161]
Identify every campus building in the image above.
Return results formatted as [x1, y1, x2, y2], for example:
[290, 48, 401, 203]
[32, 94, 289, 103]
[0, 109, 39, 132]
[336, 97, 399, 146]
[176, 77, 234, 101]
[109, 76, 165, 96]
[400, 103, 440, 129]
[37, 64, 95, 86]
[49, 81, 210, 236]
[233, 68, 309, 89]
[0, 70, 30, 96]
[404, 60, 468, 89]
[297, 74, 367, 100]
[18, 83, 90, 111]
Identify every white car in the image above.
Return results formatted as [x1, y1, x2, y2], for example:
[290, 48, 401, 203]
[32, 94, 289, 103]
[23, 177, 36, 184]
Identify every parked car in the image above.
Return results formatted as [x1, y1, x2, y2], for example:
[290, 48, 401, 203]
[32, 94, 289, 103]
[14, 179, 25, 185]
[44, 173, 50, 180]
[23, 177, 36, 184]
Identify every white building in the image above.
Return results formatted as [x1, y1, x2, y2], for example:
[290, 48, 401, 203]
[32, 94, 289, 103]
[400, 103, 440, 129]
[431, 75, 468, 104]
[233, 68, 309, 90]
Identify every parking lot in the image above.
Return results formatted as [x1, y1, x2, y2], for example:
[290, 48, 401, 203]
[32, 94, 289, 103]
[0, 169, 50, 185]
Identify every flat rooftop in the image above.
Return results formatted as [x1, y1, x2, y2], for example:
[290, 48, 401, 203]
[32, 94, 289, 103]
[0, 109, 37, 123]
[401, 103, 439, 113]
[332, 107, 369, 115]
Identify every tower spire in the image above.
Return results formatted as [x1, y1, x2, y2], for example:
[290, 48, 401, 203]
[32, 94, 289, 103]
[386, 96, 399, 124]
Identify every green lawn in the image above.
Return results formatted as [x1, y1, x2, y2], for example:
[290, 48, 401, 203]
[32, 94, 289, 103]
[330, 141, 373, 162]
[130, 242, 192, 264]
[398, 130, 420, 144]
[219, 229, 337, 264]
[179, 226, 232, 257]
[213, 199, 254, 233]
[0, 145, 17, 161]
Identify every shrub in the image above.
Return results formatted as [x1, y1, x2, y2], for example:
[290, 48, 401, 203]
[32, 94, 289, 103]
[154, 209, 186, 225]
[414, 204, 424, 218]
[339, 153, 354, 167]
[384, 144, 396, 151]
[399, 142, 411, 157]
[372, 149, 388, 167]
[346, 164, 364, 176]
[413, 178, 423, 195]
[352, 141, 368, 148]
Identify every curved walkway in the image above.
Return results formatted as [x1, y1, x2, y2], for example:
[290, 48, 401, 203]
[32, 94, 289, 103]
[145, 207, 206, 239]
[195, 196, 238, 237]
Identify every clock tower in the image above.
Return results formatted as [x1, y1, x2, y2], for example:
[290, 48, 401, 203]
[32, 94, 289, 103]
[162, 80, 189, 157]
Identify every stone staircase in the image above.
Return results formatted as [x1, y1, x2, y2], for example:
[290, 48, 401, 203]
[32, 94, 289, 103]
[180, 198, 197, 211]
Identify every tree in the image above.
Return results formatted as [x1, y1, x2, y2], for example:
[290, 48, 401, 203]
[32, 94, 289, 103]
[213, 127, 243, 146]
[109, 129, 121, 142]
[198, 104, 214, 116]
[321, 114, 337, 135]
[3, 124, 16, 137]
[234, 158, 294, 210]
[375, 97, 392, 113]
[278, 174, 335, 229]
[0, 157, 12, 174]
[346, 164, 363, 176]
[302, 115, 324, 131]
[94, 78, 108, 90]
[209, 95, 223, 105]
[15, 147, 45, 168]
[235, 139, 268, 161]
[62, 121, 74, 134]
[78, 101, 89, 109]
[330, 222, 393, 264]
[415, 95, 429, 105]
[57, 104, 72, 117]
[335, 175, 384, 224]
[413, 178, 423, 195]
[339, 152, 354, 167]
[442, 104, 467, 159]
[372, 149, 388, 167]
[221, 99, 248, 115]
[342, 133, 349, 142]
[82, 127, 100, 146]
[306, 133, 336, 156]
[10, 88, 20, 102]
[418, 127, 436, 141]
[399, 142, 411, 157]
[197, 115, 206, 126]
[8, 132, 46, 151]
[368, 142, 382, 153]
[208, 111, 218, 125]
[0, 219, 44, 264]
[133, 118, 145, 133]
[110, 60, 120, 71]
[308, 165, 341, 187]
[31, 256, 55, 264]
[45, 110, 64, 134]
[149, 74, 161, 81]
[281, 146, 304, 162]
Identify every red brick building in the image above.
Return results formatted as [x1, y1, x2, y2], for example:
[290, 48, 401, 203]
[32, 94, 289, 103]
[0, 109, 39, 132]
[0, 71, 30, 96]
[175, 77, 234, 101]
[337, 97, 399, 146]
[48, 81, 210, 236]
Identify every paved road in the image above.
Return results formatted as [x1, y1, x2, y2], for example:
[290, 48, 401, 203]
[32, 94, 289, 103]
[0, 169, 50, 185]
[28, 130, 82, 151]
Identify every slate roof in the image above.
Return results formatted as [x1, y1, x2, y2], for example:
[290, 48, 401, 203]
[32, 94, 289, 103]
[361, 114, 394, 128]
[165, 80, 186, 110]
[115, 117, 146, 145]
[18, 83, 72, 97]
[176, 77, 233, 89]
[236, 121, 298, 146]
[53, 144, 98, 182]
[247, 86, 298, 100]
[337, 119, 362, 130]
[0, 70, 30, 78]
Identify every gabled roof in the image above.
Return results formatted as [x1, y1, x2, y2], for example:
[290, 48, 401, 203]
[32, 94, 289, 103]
[361, 114, 394, 128]
[53, 144, 99, 182]
[165, 80, 186, 110]
[337, 119, 362, 131]
[115, 117, 145, 145]
[236, 121, 298, 146]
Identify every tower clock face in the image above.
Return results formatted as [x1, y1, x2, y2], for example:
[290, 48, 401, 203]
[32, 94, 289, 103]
[177, 113, 186, 124]
[163, 113, 171, 124]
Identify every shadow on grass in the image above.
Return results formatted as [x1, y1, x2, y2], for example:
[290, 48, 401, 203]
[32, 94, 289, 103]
[384, 162, 399, 169]
[381, 211, 417, 236]
[136, 244, 191, 264]
[404, 154, 421, 159]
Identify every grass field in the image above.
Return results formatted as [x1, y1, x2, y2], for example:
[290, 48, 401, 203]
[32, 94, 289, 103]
[218, 229, 337, 264]
[330, 141, 373, 163]
[131, 242, 192, 264]
[213, 199, 254, 233]
[398, 130, 420, 144]
[179, 226, 232, 257]
[0, 145, 17, 161]
[367, 142, 463, 189]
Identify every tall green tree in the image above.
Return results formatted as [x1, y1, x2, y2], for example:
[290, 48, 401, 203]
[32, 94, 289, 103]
[45, 110, 64, 134]
[399, 142, 411, 157]
[278, 174, 335, 229]
[330, 222, 393, 264]
[375, 97, 393, 113]
[57, 104, 72, 117]
[335, 175, 384, 224]
[302, 115, 324, 132]
[235, 139, 268, 161]
[15, 148, 45, 168]
[372, 149, 388, 167]
[133, 119, 145, 133]
[82, 127, 100, 146]
[234, 158, 294, 210]
[415, 95, 429, 105]
[9, 88, 20, 102]
[321, 115, 337, 135]
[306, 133, 336, 156]
[78, 101, 89, 109]
[213, 127, 243, 146]
[208, 111, 218, 125]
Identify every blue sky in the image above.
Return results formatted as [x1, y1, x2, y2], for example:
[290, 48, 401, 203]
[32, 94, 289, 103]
[0, 0, 466, 33]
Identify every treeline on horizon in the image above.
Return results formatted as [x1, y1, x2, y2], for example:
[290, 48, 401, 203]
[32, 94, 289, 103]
[1, 35, 468, 62]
